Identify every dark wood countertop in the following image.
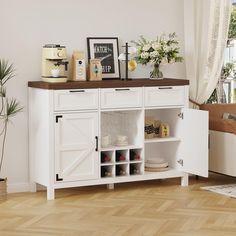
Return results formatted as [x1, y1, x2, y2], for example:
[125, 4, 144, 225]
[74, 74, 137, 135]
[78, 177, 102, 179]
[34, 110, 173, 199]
[28, 78, 189, 90]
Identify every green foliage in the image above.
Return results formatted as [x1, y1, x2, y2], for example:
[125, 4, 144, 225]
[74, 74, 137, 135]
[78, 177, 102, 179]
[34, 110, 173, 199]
[0, 60, 15, 86]
[207, 88, 218, 104]
[207, 62, 236, 103]
[208, 5, 236, 103]
[0, 59, 22, 174]
[228, 5, 236, 40]
[6, 99, 22, 119]
[221, 62, 236, 80]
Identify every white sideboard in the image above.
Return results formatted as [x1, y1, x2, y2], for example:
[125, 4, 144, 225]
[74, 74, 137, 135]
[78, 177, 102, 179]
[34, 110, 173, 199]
[28, 79, 208, 200]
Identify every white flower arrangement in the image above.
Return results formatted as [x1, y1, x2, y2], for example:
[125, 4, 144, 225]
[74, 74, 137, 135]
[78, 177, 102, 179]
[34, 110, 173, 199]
[132, 33, 183, 66]
[131, 33, 183, 79]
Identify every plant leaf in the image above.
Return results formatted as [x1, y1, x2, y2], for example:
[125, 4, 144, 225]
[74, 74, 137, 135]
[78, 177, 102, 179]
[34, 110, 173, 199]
[6, 98, 23, 119]
[0, 59, 15, 85]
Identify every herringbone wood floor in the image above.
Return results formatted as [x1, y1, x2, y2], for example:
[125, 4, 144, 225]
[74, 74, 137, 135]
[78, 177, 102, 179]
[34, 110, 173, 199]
[1, 173, 236, 236]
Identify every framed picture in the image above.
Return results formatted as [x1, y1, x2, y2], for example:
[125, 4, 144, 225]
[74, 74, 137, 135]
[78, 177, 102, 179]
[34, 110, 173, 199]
[87, 37, 120, 79]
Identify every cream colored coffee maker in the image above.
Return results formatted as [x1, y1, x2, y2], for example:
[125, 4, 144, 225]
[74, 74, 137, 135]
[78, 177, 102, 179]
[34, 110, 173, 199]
[41, 44, 69, 83]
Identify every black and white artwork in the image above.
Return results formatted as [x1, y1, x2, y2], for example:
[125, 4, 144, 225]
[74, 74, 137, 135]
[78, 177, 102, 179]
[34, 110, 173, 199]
[87, 37, 120, 79]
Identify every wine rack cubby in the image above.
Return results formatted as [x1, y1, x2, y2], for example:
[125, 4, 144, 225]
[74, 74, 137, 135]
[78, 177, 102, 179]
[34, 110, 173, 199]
[101, 151, 113, 164]
[129, 149, 142, 162]
[115, 164, 128, 177]
[100, 147, 143, 178]
[115, 150, 128, 163]
[101, 166, 113, 178]
[130, 163, 141, 175]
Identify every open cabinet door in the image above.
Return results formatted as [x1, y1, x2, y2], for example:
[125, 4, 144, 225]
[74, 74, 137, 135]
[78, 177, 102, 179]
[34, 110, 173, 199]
[181, 108, 208, 177]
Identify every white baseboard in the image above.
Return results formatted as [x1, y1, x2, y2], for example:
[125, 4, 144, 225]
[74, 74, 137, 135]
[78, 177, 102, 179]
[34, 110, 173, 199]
[7, 182, 47, 193]
[7, 182, 31, 193]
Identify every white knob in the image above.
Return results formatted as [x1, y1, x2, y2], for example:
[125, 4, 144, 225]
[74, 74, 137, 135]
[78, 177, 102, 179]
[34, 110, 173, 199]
[57, 51, 64, 57]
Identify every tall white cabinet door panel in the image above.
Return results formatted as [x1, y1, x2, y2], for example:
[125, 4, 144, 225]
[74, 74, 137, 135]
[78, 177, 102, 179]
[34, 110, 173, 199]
[179, 108, 209, 177]
[55, 112, 99, 182]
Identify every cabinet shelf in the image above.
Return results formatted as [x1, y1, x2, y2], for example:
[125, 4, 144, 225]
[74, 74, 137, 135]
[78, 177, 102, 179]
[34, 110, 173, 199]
[129, 160, 143, 164]
[145, 136, 181, 143]
[100, 145, 143, 151]
[101, 176, 113, 178]
[115, 161, 128, 164]
[100, 162, 115, 166]
[143, 168, 181, 177]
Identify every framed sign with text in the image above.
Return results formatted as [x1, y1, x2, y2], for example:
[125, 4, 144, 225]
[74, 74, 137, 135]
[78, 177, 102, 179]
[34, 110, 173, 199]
[87, 37, 120, 79]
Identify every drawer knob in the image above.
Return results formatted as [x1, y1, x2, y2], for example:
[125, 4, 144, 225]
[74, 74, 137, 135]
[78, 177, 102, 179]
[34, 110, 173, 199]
[115, 88, 130, 91]
[69, 90, 85, 93]
[158, 87, 173, 90]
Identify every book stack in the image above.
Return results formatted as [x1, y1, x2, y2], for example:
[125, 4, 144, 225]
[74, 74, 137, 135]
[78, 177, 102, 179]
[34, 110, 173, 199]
[145, 158, 169, 172]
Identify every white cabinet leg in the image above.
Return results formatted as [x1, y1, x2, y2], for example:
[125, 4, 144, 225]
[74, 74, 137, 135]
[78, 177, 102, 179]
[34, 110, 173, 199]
[107, 183, 114, 190]
[181, 173, 188, 186]
[47, 187, 55, 200]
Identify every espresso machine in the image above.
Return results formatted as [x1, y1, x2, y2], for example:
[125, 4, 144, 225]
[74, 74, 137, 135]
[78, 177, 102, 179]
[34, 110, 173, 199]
[41, 44, 69, 83]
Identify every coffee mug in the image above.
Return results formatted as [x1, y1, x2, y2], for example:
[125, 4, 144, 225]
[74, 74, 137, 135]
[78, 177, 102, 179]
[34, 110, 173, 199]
[51, 68, 60, 77]
[116, 135, 128, 143]
[101, 135, 111, 148]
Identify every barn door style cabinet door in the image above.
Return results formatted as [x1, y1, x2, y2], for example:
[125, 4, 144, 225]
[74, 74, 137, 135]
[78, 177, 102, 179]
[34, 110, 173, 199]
[28, 79, 208, 200]
[54, 112, 99, 182]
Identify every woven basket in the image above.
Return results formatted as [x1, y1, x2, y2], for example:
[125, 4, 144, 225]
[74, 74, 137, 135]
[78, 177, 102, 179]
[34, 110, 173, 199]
[0, 178, 7, 201]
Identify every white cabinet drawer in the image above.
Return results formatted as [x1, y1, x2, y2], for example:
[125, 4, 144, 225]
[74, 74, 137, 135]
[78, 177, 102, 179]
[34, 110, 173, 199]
[54, 89, 98, 111]
[101, 87, 142, 109]
[144, 86, 185, 107]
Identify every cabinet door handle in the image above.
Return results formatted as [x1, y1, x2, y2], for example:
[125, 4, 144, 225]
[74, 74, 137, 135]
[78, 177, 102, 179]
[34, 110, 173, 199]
[158, 87, 173, 90]
[95, 136, 98, 151]
[56, 174, 63, 181]
[69, 90, 85, 93]
[56, 115, 63, 123]
[115, 88, 130, 91]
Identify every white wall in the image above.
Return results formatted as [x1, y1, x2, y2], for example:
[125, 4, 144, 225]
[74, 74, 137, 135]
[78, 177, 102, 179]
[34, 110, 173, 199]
[0, 0, 185, 192]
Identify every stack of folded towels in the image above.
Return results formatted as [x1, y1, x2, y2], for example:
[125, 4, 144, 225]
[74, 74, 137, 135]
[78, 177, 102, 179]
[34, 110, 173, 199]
[145, 157, 169, 172]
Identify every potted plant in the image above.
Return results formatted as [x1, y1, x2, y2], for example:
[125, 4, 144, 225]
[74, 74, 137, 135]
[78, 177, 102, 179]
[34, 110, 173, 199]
[0, 59, 22, 201]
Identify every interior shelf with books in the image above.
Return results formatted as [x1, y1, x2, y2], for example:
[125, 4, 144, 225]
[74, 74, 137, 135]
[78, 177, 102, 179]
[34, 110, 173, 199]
[144, 108, 182, 142]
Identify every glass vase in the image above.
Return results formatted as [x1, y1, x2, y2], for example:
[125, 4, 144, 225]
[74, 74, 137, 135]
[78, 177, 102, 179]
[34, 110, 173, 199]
[150, 64, 163, 79]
